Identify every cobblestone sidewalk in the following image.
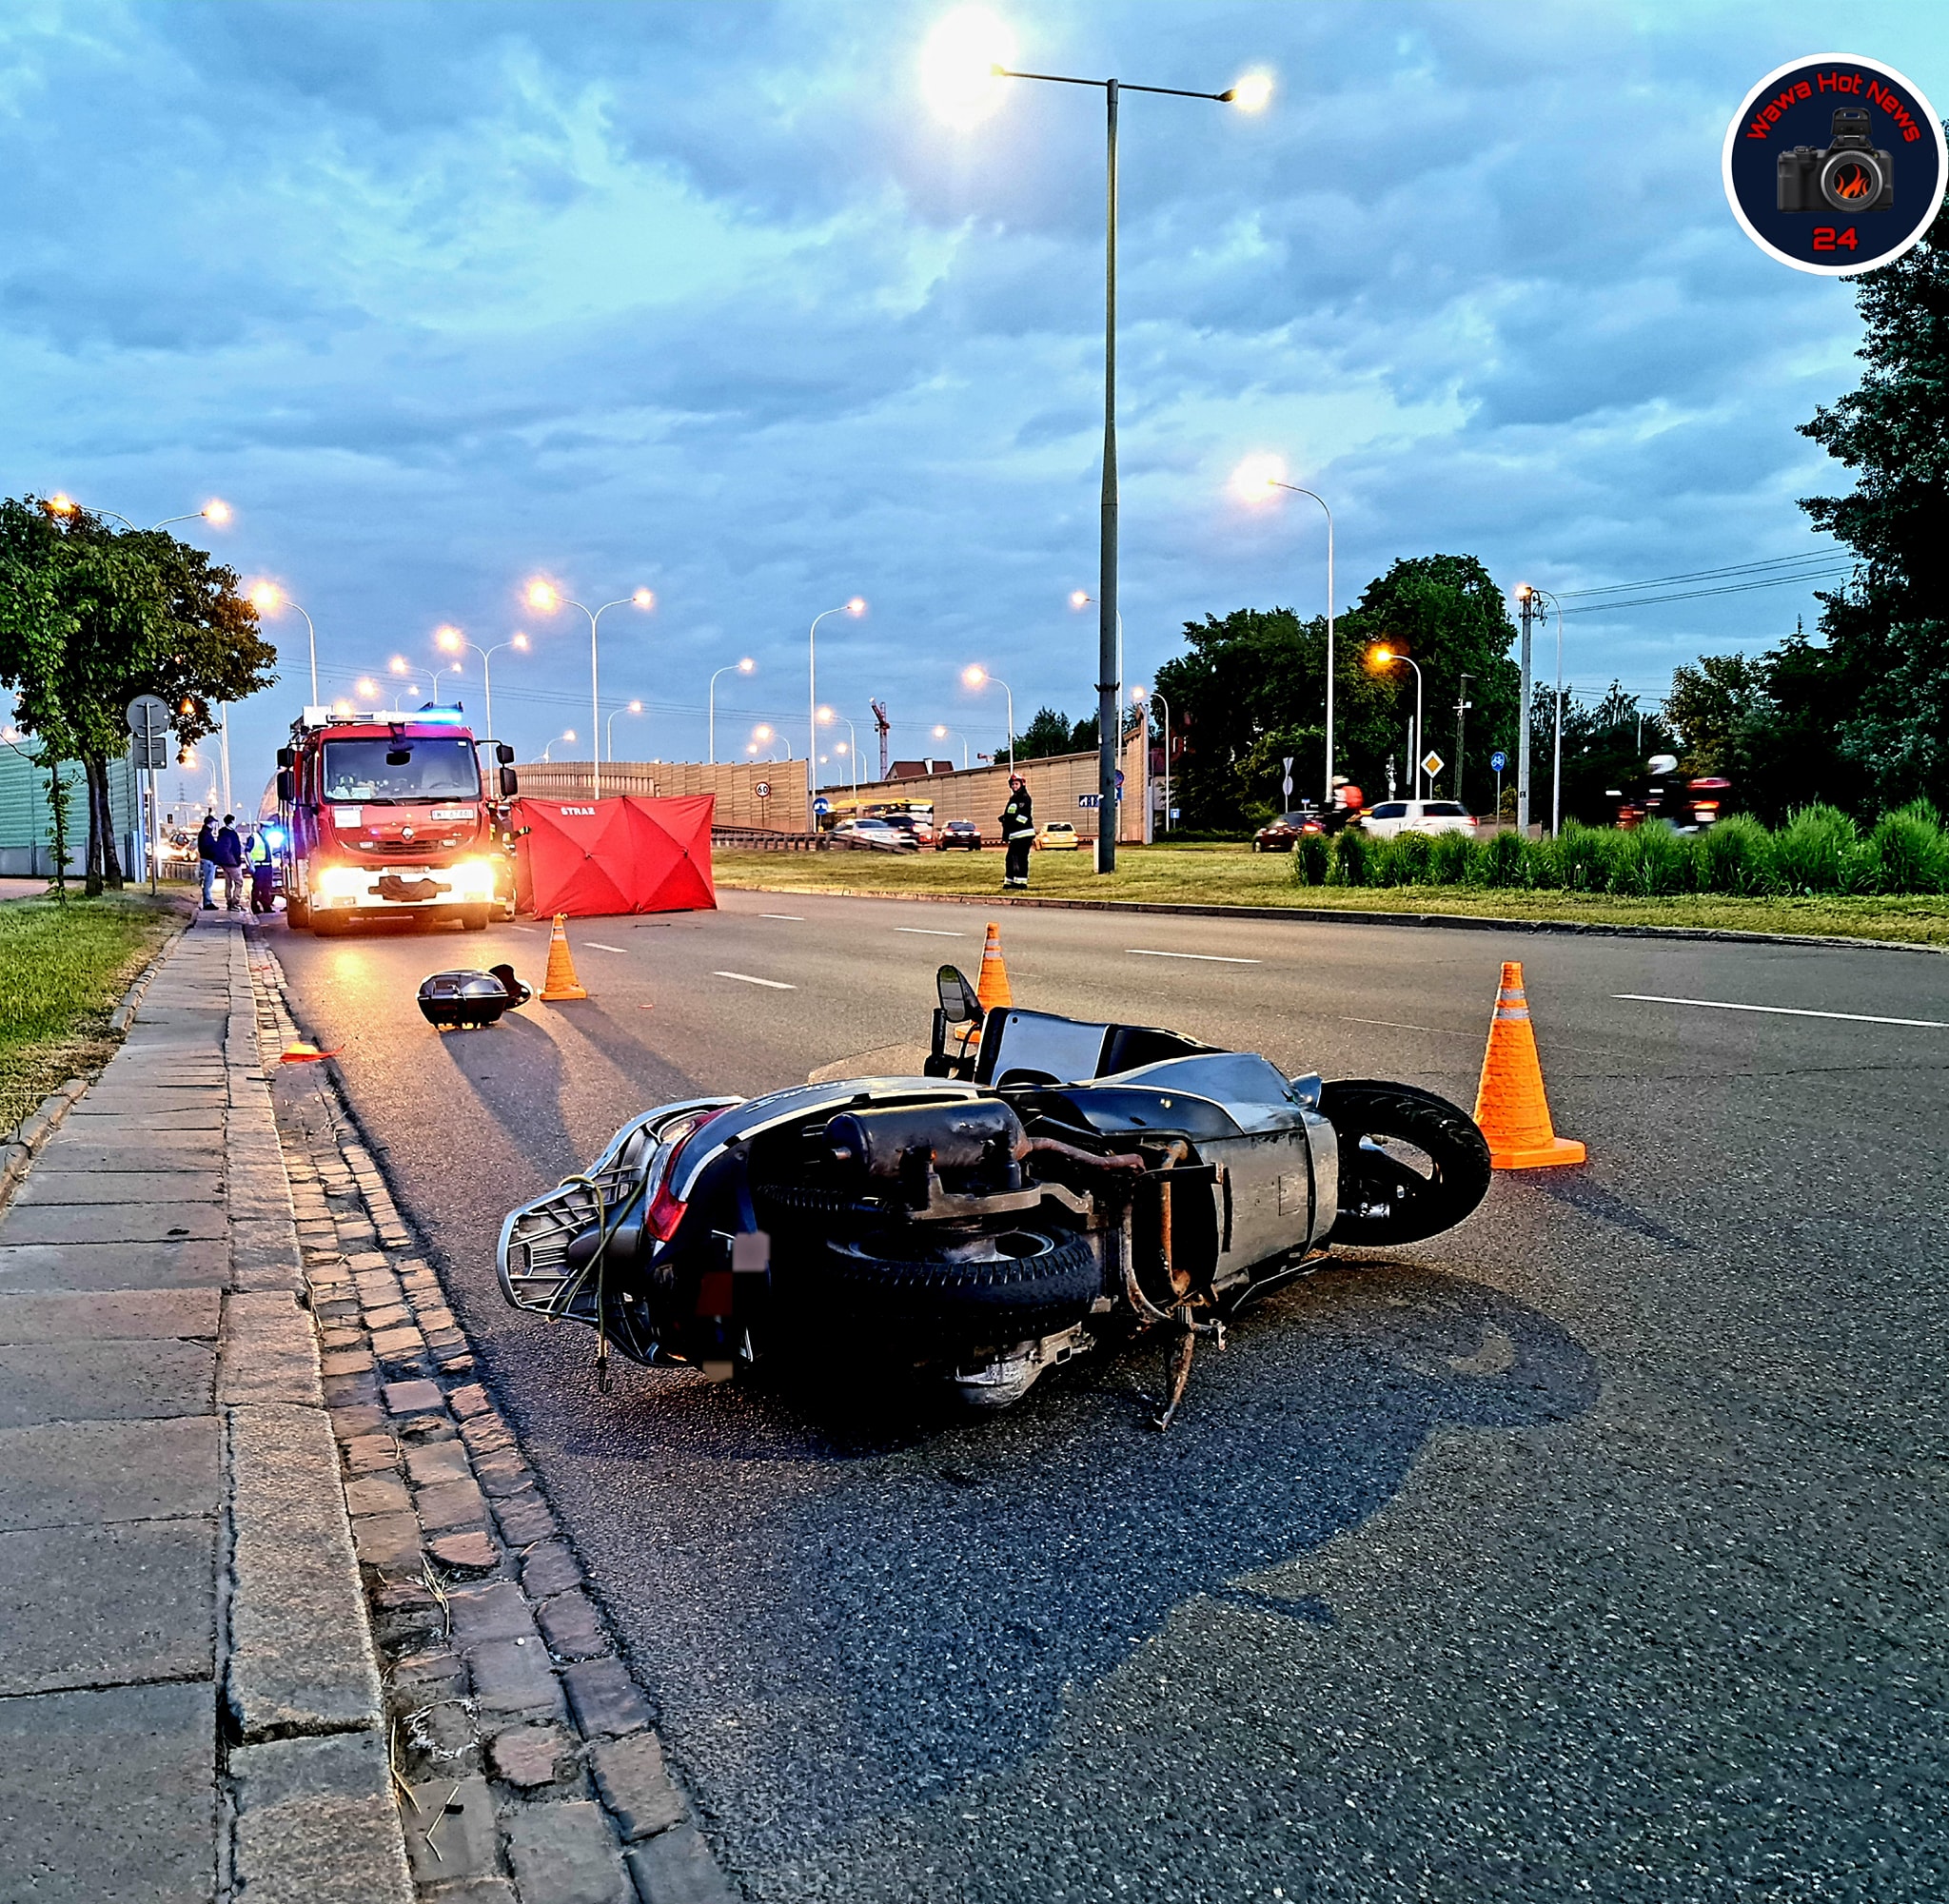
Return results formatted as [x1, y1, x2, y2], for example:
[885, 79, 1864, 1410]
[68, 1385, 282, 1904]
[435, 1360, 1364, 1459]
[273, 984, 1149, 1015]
[248, 928, 733, 1904]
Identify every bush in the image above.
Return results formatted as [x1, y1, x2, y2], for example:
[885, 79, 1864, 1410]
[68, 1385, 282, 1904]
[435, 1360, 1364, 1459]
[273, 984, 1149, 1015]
[1621, 821, 1699, 896]
[1388, 831, 1434, 887]
[1328, 828, 1370, 887]
[1429, 830, 1479, 886]
[1290, 833, 1330, 887]
[1770, 804, 1860, 894]
[1555, 822, 1615, 893]
[1701, 815, 1776, 894]
[1865, 801, 1948, 894]
[1481, 829, 1526, 888]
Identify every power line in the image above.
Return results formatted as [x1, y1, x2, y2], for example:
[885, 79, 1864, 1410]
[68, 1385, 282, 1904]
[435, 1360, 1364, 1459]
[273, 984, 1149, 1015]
[1552, 548, 1850, 599]
[1556, 565, 1852, 616]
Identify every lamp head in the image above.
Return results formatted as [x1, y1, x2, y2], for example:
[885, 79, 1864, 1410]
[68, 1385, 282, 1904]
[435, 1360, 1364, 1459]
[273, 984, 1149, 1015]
[934, 724, 948, 738]
[44, 493, 76, 517]
[628, 699, 642, 714]
[355, 678, 377, 697]
[1224, 70, 1273, 112]
[846, 597, 867, 617]
[633, 588, 655, 609]
[738, 657, 755, 674]
[753, 724, 773, 742]
[1371, 645, 1395, 666]
[561, 729, 576, 742]
[525, 580, 559, 612]
[435, 625, 463, 654]
[1069, 589, 1091, 610]
[1515, 583, 1533, 601]
[202, 499, 232, 526]
[962, 664, 987, 688]
[1132, 684, 1148, 702]
[1230, 453, 1287, 503]
[512, 632, 530, 651]
[248, 582, 281, 615]
[817, 705, 835, 724]
[389, 657, 408, 675]
[921, 8, 1014, 128]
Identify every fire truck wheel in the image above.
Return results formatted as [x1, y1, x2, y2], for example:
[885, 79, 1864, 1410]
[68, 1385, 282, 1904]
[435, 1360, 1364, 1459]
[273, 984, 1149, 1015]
[461, 906, 490, 932]
[285, 897, 309, 929]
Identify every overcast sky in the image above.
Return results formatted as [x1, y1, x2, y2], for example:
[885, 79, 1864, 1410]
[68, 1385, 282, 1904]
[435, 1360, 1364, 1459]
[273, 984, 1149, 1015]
[4, 0, 1944, 803]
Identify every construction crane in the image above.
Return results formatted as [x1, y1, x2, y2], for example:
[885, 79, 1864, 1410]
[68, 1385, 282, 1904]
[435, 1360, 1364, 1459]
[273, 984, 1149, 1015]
[871, 699, 891, 780]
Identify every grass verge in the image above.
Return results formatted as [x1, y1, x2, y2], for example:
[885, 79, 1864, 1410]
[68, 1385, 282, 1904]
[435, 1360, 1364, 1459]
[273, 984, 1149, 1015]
[714, 847, 1949, 947]
[0, 891, 185, 1136]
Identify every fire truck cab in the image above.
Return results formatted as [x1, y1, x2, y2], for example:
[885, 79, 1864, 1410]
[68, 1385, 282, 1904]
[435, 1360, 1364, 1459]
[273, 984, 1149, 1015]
[275, 705, 517, 934]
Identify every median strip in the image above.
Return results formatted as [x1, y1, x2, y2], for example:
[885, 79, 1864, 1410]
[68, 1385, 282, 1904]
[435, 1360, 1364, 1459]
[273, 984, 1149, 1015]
[714, 972, 797, 990]
[1126, 949, 1260, 964]
[1616, 993, 1946, 1029]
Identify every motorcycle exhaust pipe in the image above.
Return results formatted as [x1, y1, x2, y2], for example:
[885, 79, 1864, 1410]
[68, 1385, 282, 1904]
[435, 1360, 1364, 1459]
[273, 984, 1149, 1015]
[826, 1101, 1028, 1179]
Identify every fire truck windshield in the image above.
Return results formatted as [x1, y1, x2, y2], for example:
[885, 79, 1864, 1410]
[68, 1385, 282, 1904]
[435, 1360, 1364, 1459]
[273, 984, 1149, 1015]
[321, 737, 479, 803]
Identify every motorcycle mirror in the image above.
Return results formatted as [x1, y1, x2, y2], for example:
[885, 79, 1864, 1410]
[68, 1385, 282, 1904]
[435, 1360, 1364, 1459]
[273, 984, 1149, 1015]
[936, 964, 983, 1026]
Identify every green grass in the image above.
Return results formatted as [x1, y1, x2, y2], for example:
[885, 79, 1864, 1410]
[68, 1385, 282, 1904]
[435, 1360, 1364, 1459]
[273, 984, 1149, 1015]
[715, 845, 1949, 946]
[0, 892, 184, 1135]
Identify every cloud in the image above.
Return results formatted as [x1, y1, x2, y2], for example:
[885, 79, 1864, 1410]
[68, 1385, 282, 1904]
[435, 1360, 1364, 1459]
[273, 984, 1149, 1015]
[4, 0, 1942, 779]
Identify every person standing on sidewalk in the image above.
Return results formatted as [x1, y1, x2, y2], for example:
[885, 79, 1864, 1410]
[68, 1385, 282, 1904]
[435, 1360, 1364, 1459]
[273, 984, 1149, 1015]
[196, 813, 219, 909]
[1000, 775, 1035, 890]
[215, 814, 246, 911]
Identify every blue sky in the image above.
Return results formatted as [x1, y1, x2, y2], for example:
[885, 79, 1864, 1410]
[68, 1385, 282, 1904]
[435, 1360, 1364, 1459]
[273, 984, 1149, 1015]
[4, 1, 1945, 806]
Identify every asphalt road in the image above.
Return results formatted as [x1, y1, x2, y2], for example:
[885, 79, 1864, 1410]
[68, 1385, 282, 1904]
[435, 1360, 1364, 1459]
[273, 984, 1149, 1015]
[271, 891, 1949, 1902]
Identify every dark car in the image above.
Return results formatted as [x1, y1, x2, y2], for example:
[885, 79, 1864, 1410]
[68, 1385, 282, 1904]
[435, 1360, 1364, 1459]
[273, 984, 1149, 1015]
[1252, 808, 1326, 853]
[935, 818, 983, 852]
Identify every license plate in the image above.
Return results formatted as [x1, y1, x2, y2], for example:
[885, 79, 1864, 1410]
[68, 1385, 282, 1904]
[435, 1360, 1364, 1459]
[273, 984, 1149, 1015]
[430, 808, 472, 822]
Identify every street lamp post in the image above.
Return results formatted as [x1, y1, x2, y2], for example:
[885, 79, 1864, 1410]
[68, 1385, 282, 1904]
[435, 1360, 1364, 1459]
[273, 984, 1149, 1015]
[390, 684, 422, 713]
[1235, 463, 1336, 806]
[248, 585, 319, 705]
[807, 600, 866, 818]
[1371, 647, 1425, 797]
[1132, 683, 1171, 834]
[437, 628, 528, 741]
[818, 709, 859, 795]
[707, 658, 756, 763]
[525, 582, 655, 799]
[536, 731, 577, 764]
[962, 667, 1014, 774]
[1514, 584, 1536, 834]
[933, 725, 969, 772]
[606, 700, 644, 762]
[970, 53, 1268, 873]
[1525, 588, 1566, 835]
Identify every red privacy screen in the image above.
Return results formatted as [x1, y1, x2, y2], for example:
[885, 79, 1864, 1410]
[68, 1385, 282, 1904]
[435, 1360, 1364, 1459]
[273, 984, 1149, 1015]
[512, 795, 717, 918]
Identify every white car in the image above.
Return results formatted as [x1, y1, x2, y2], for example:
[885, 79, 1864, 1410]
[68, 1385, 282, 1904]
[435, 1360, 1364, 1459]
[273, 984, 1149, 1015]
[1357, 799, 1476, 839]
[830, 817, 919, 853]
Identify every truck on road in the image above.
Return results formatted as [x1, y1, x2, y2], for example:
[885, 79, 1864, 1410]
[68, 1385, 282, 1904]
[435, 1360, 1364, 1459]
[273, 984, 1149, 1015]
[274, 704, 517, 934]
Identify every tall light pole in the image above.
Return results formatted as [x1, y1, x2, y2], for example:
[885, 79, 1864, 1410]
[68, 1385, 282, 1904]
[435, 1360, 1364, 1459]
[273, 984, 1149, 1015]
[962, 666, 1014, 774]
[1371, 646, 1425, 797]
[606, 700, 644, 762]
[248, 584, 319, 705]
[937, 27, 1270, 873]
[708, 658, 756, 763]
[525, 581, 655, 799]
[1233, 459, 1336, 806]
[1514, 584, 1536, 834]
[934, 724, 969, 771]
[437, 627, 527, 741]
[1133, 682, 1171, 834]
[1454, 672, 1473, 809]
[1523, 587, 1566, 835]
[807, 600, 866, 817]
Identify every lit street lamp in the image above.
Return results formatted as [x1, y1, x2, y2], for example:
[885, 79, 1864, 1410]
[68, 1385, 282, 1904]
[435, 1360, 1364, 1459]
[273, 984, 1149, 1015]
[962, 666, 1014, 774]
[1068, 590, 1124, 714]
[817, 707, 859, 794]
[390, 683, 423, 713]
[708, 658, 756, 763]
[751, 724, 794, 761]
[45, 494, 232, 534]
[1233, 456, 1336, 806]
[932, 15, 1270, 872]
[536, 730, 577, 763]
[437, 626, 528, 742]
[807, 599, 866, 815]
[1370, 645, 1426, 797]
[248, 583, 319, 704]
[525, 580, 655, 799]
[934, 724, 969, 771]
[606, 699, 644, 762]
[1132, 682, 1171, 834]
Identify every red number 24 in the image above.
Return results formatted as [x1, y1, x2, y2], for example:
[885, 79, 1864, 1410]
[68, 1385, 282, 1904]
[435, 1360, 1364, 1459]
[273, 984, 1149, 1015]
[1813, 227, 1860, 252]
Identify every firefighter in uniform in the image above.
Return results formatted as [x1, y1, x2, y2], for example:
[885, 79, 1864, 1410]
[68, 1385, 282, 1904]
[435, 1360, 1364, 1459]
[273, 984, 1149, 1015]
[1000, 775, 1035, 889]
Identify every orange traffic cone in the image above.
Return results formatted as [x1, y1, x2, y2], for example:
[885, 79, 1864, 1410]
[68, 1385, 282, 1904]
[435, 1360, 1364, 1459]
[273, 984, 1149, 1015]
[1472, 961, 1585, 1169]
[539, 913, 589, 1002]
[974, 921, 1013, 1014]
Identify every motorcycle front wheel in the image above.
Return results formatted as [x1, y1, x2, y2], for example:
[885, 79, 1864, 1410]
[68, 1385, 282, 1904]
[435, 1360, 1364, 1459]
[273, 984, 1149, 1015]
[1321, 1080, 1492, 1246]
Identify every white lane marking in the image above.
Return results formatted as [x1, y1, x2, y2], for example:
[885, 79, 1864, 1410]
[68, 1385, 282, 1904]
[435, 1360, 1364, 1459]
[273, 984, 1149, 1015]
[511, 924, 543, 933]
[896, 927, 966, 937]
[1342, 1015, 1475, 1037]
[583, 942, 630, 953]
[760, 913, 804, 921]
[1126, 948, 1260, 965]
[715, 971, 797, 990]
[1617, 993, 1946, 1030]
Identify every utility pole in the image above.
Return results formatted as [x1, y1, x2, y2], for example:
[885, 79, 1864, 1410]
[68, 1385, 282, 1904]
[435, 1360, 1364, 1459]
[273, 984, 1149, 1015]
[1454, 673, 1472, 808]
[1516, 586, 1535, 834]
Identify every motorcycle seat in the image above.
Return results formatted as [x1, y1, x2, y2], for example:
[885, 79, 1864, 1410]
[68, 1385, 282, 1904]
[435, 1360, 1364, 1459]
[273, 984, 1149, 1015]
[974, 1009, 1213, 1089]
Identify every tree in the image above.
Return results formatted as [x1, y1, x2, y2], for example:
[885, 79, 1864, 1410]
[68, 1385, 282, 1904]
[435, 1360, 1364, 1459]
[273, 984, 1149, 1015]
[1013, 706, 1086, 760]
[1796, 199, 1949, 811]
[0, 498, 274, 891]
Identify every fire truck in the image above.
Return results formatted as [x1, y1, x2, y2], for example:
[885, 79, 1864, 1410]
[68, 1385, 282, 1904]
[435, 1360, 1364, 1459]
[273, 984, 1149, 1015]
[274, 704, 518, 934]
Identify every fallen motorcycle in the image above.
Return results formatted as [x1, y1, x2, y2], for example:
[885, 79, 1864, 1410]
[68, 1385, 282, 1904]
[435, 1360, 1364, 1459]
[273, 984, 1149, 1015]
[497, 966, 1493, 1423]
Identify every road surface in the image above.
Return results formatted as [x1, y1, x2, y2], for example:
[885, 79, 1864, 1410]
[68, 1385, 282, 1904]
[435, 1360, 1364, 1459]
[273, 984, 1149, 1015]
[272, 891, 1949, 1901]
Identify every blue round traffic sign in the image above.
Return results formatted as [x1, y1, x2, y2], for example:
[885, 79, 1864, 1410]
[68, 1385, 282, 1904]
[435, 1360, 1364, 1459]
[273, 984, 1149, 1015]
[813, 796, 830, 814]
[1489, 751, 1507, 773]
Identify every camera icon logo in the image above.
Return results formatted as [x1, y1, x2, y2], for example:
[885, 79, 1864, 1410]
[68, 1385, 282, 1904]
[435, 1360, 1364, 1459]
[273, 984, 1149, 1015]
[1777, 108, 1896, 213]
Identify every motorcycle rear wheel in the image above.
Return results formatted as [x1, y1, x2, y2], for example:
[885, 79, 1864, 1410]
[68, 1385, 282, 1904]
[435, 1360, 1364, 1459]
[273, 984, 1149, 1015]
[1322, 1080, 1491, 1246]
[820, 1226, 1100, 1339]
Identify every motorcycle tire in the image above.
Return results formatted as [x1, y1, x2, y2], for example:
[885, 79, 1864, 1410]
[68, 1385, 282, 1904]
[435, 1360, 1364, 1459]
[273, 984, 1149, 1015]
[1321, 1080, 1492, 1246]
[819, 1227, 1100, 1338]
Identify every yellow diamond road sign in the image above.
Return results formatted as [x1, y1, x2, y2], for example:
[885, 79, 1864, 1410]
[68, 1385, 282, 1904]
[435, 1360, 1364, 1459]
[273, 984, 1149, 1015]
[1421, 751, 1445, 779]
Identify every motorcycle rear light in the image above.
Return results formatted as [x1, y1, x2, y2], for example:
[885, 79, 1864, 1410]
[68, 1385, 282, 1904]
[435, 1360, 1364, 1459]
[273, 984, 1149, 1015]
[643, 1181, 687, 1243]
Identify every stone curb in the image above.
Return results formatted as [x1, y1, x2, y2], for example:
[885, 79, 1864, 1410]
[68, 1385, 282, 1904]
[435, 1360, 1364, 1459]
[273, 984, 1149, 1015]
[718, 880, 1949, 954]
[246, 926, 738, 1904]
[212, 920, 415, 1902]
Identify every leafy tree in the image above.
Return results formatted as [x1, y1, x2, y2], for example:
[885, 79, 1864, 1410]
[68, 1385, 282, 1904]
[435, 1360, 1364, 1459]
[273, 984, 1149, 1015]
[0, 497, 275, 891]
[1794, 199, 1949, 811]
[1013, 705, 1086, 760]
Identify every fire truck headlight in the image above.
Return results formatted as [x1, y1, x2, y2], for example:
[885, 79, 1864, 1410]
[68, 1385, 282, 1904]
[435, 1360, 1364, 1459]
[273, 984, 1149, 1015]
[450, 858, 498, 897]
[314, 865, 365, 900]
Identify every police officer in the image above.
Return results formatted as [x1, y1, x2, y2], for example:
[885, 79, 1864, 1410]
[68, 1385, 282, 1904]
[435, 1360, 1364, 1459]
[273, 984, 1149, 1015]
[999, 775, 1034, 889]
